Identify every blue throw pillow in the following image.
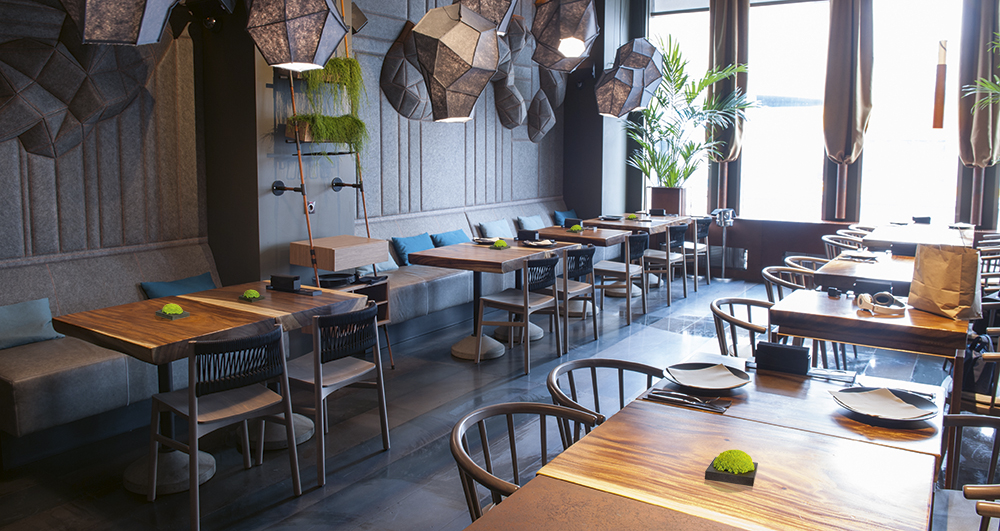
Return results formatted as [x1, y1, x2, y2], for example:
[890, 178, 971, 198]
[140, 272, 217, 299]
[517, 215, 546, 230]
[392, 233, 434, 266]
[553, 209, 578, 226]
[357, 256, 399, 276]
[431, 229, 471, 247]
[0, 298, 64, 350]
[479, 219, 514, 239]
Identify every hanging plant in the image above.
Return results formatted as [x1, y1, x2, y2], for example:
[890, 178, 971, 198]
[302, 57, 365, 115]
[288, 113, 368, 151]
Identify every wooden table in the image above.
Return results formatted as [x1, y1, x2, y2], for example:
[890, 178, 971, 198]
[538, 399, 936, 531]
[769, 288, 968, 486]
[582, 214, 691, 235]
[814, 253, 915, 295]
[863, 223, 974, 252]
[407, 241, 578, 360]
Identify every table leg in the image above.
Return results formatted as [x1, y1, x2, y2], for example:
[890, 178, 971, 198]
[451, 271, 505, 360]
[625, 237, 632, 326]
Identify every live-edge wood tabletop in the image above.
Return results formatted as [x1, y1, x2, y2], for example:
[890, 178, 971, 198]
[407, 241, 578, 274]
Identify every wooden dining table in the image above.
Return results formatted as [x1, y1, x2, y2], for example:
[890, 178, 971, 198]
[407, 241, 578, 360]
[814, 253, 915, 295]
[863, 223, 975, 252]
[582, 214, 691, 235]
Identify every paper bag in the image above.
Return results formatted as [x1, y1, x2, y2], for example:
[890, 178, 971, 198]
[908, 244, 982, 320]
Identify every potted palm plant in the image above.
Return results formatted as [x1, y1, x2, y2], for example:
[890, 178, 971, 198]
[626, 36, 753, 214]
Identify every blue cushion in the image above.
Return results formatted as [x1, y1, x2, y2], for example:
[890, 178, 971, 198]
[517, 215, 546, 230]
[553, 209, 578, 226]
[479, 219, 513, 239]
[431, 229, 471, 247]
[392, 232, 434, 266]
[140, 272, 217, 299]
[357, 256, 399, 276]
[0, 298, 64, 350]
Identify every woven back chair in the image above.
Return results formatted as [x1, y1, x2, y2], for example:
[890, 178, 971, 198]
[556, 246, 599, 351]
[594, 233, 650, 324]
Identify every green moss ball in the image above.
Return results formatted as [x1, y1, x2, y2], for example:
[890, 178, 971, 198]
[627, 214, 638, 220]
[162, 303, 184, 315]
[243, 289, 261, 299]
[712, 449, 755, 474]
[492, 239, 509, 249]
[569, 224, 583, 233]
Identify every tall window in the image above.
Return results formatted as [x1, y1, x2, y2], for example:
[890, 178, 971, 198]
[739, 1, 829, 221]
[860, 0, 962, 225]
[649, 10, 710, 214]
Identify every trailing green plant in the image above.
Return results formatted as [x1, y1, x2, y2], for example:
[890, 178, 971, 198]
[626, 36, 754, 188]
[290, 113, 369, 151]
[302, 57, 365, 115]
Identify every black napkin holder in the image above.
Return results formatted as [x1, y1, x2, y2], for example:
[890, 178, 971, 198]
[754, 341, 810, 375]
[518, 229, 539, 242]
[563, 217, 582, 228]
[891, 242, 917, 257]
[853, 279, 892, 296]
[912, 216, 931, 224]
[271, 274, 301, 292]
[650, 208, 666, 216]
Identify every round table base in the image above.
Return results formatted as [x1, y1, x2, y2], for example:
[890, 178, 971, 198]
[451, 334, 506, 360]
[605, 284, 642, 298]
[561, 300, 599, 318]
[244, 413, 315, 451]
[492, 322, 544, 343]
[123, 450, 216, 496]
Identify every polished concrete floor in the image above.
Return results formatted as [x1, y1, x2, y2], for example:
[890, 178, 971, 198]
[0, 275, 993, 530]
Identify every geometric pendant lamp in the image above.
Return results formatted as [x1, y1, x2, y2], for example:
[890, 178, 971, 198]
[452, 0, 518, 35]
[413, 4, 499, 122]
[595, 38, 662, 118]
[531, 0, 599, 73]
[527, 90, 555, 142]
[246, 0, 349, 72]
[595, 66, 640, 118]
[381, 21, 432, 120]
[59, 0, 179, 45]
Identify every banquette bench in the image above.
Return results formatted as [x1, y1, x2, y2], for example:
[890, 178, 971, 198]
[0, 239, 220, 467]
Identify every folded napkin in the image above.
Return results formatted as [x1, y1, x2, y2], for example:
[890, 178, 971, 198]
[523, 239, 555, 247]
[840, 249, 879, 260]
[830, 388, 930, 420]
[667, 364, 746, 389]
[473, 237, 500, 244]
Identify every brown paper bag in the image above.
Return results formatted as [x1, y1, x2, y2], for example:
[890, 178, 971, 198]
[908, 244, 982, 320]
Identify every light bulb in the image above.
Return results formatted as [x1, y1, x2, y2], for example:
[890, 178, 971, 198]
[558, 37, 585, 58]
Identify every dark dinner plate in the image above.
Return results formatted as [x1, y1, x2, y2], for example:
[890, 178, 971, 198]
[831, 387, 937, 421]
[664, 362, 751, 391]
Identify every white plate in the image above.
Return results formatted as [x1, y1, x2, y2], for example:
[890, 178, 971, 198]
[523, 239, 556, 247]
[830, 387, 937, 421]
[664, 363, 751, 390]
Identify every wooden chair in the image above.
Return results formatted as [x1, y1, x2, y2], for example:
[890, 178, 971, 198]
[836, 229, 870, 239]
[684, 217, 712, 290]
[934, 414, 1000, 531]
[822, 234, 863, 259]
[147, 325, 301, 531]
[546, 358, 664, 424]
[450, 402, 598, 522]
[710, 297, 773, 358]
[555, 246, 598, 353]
[761, 266, 847, 369]
[643, 224, 688, 305]
[476, 257, 562, 374]
[595, 233, 649, 319]
[784, 255, 830, 271]
[286, 301, 389, 487]
[849, 223, 876, 233]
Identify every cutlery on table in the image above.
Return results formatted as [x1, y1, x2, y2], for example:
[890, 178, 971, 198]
[645, 392, 728, 413]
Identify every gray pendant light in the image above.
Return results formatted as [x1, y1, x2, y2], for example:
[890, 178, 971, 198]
[60, 0, 178, 45]
[527, 90, 555, 142]
[539, 67, 567, 108]
[505, 15, 527, 60]
[381, 21, 432, 120]
[531, 0, 598, 73]
[495, 81, 526, 129]
[246, 0, 348, 72]
[453, 0, 518, 35]
[413, 4, 499, 123]
[596, 37, 662, 118]
[595, 66, 639, 118]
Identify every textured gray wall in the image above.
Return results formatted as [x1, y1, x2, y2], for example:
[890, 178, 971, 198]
[0, 1, 200, 265]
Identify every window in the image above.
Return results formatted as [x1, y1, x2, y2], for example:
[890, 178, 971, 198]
[859, 0, 962, 225]
[739, 1, 829, 222]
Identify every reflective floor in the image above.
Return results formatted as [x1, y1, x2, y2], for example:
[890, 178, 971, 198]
[0, 276, 991, 530]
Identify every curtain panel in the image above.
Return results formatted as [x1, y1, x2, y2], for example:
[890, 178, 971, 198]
[707, 0, 748, 211]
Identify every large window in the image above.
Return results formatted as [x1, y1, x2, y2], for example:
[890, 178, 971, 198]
[739, 1, 829, 222]
[860, 0, 962, 225]
[649, 10, 709, 214]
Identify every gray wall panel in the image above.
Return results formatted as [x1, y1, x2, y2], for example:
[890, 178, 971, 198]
[409, 121, 421, 212]
[82, 128, 99, 249]
[118, 102, 145, 246]
[27, 153, 58, 254]
[95, 119, 123, 248]
[0, 140, 24, 259]
[54, 143, 86, 252]
[420, 121, 466, 211]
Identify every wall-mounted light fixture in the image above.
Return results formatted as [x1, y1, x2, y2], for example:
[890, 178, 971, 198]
[413, 4, 499, 123]
[531, 0, 599, 72]
[60, 0, 178, 45]
[246, 0, 348, 72]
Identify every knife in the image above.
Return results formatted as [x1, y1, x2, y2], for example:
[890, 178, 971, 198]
[644, 393, 727, 413]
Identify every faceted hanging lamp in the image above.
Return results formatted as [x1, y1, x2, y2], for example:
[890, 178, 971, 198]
[453, 0, 518, 35]
[539, 67, 567, 108]
[527, 90, 555, 142]
[494, 82, 526, 129]
[596, 37, 663, 117]
[531, 0, 599, 72]
[381, 21, 432, 120]
[59, 0, 178, 45]
[413, 4, 499, 123]
[595, 66, 640, 118]
[246, 0, 348, 72]
[505, 15, 527, 60]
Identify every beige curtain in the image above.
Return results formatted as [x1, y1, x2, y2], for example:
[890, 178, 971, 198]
[708, 0, 748, 209]
[959, 0, 1000, 225]
[823, 0, 873, 220]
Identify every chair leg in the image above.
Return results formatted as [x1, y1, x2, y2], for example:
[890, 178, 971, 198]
[693, 247, 699, 293]
[681, 256, 688, 298]
[255, 419, 266, 466]
[374, 353, 390, 451]
[315, 396, 325, 487]
[190, 425, 200, 531]
[240, 420, 252, 469]
[475, 301, 486, 364]
[704, 245, 711, 285]
[522, 318, 530, 375]
[147, 402, 160, 502]
[552, 290, 562, 359]
[590, 286, 599, 341]
[281, 393, 302, 496]
[640, 269, 648, 315]
[381, 325, 395, 369]
[666, 262, 672, 306]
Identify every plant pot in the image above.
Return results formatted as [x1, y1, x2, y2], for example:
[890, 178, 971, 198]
[650, 187, 686, 215]
[286, 119, 315, 142]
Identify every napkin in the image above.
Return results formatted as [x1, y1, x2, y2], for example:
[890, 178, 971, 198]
[840, 250, 879, 260]
[829, 388, 929, 420]
[524, 239, 555, 247]
[667, 364, 746, 389]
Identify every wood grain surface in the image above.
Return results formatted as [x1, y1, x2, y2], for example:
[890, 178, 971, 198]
[53, 297, 276, 365]
[863, 224, 974, 251]
[178, 281, 367, 330]
[465, 475, 743, 531]
[290, 235, 389, 271]
[582, 215, 690, 234]
[539, 400, 935, 531]
[769, 289, 967, 357]
[406, 241, 578, 274]
[653, 361, 944, 460]
[536, 226, 628, 247]
[814, 254, 915, 294]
